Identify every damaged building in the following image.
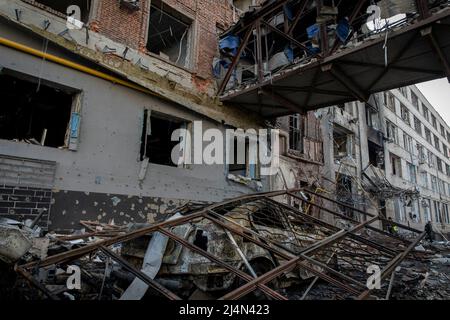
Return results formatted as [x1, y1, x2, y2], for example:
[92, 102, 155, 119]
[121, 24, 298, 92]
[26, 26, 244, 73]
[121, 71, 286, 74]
[0, 0, 450, 301]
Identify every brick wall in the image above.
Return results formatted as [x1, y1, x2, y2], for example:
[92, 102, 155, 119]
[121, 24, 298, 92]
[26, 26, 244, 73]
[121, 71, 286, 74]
[0, 155, 56, 228]
[0, 185, 52, 227]
[92, 0, 235, 81]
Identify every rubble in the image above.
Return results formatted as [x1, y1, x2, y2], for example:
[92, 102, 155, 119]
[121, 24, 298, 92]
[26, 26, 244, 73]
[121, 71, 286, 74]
[2, 189, 447, 301]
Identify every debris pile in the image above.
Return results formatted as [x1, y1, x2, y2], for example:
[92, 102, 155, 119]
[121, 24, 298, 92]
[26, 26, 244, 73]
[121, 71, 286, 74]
[1, 189, 448, 300]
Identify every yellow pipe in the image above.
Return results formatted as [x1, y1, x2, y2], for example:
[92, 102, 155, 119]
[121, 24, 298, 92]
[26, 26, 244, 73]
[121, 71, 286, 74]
[0, 36, 162, 98]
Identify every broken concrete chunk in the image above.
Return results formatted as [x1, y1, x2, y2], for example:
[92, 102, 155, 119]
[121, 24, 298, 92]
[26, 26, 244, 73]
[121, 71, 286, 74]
[0, 225, 32, 264]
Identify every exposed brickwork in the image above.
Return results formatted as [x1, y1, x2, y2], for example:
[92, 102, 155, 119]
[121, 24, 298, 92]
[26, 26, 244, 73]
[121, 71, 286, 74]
[93, 0, 151, 51]
[93, 0, 236, 89]
[0, 185, 52, 228]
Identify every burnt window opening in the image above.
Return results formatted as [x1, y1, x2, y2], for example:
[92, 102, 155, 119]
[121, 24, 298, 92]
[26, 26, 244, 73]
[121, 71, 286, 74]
[0, 72, 79, 149]
[140, 111, 187, 167]
[147, 0, 192, 68]
[368, 141, 385, 169]
[30, 0, 92, 23]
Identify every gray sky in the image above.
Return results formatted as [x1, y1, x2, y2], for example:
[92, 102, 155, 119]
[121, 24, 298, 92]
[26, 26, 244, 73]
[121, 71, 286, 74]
[416, 78, 450, 127]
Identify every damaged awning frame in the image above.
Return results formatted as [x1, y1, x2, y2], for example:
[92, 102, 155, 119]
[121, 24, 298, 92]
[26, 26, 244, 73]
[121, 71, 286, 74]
[15, 188, 425, 300]
[216, 0, 450, 117]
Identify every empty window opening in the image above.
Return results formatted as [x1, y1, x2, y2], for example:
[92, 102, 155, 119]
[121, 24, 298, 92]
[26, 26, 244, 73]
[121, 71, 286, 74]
[30, 0, 92, 23]
[368, 141, 384, 169]
[227, 131, 260, 179]
[0, 72, 78, 148]
[289, 114, 304, 152]
[228, 135, 248, 176]
[147, 0, 192, 68]
[365, 104, 380, 130]
[411, 91, 419, 109]
[140, 111, 187, 167]
[390, 153, 402, 177]
[333, 125, 353, 159]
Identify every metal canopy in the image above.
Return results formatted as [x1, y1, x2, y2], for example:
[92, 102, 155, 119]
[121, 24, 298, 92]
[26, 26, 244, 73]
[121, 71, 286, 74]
[218, 1, 450, 118]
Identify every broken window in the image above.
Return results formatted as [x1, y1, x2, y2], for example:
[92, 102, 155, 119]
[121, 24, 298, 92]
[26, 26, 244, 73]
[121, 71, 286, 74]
[443, 204, 450, 224]
[433, 200, 442, 223]
[368, 141, 384, 169]
[422, 199, 431, 222]
[431, 175, 438, 192]
[403, 133, 413, 153]
[384, 91, 396, 112]
[417, 144, 426, 164]
[428, 151, 436, 168]
[333, 125, 353, 159]
[394, 198, 406, 222]
[409, 200, 421, 223]
[147, 0, 192, 68]
[30, 0, 92, 23]
[437, 158, 443, 173]
[413, 116, 422, 135]
[390, 153, 401, 177]
[288, 114, 304, 152]
[227, 132, 260, 179]
[420, 171, 428, 189]
[423, 106, 429, 121]
[425, 127, 432, 144]
[140, 110, 188, 167]
[406, 162, 417, 184]
[411, 91, 419, 110]
[431, 114, 437, 129]
[434, 135, 440, 152]
[400, 104, 410, 125]
[0, 71, 80, 149]
[385, 120, 398, 144]
[365, 104, 380, 130]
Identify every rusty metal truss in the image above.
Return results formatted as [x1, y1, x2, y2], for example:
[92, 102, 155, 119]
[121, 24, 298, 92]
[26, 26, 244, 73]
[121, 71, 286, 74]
[15, 189, 425, 300]
[216, 0, 450, 117]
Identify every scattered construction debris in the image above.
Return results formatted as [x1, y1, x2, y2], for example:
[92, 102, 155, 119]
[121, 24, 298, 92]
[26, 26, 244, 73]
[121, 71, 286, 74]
[2, 189, 448, 300]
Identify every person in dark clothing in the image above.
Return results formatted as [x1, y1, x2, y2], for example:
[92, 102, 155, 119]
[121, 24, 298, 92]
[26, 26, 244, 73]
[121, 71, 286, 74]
[387, 217, 398, 235]
[425, 221, 434, 242]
